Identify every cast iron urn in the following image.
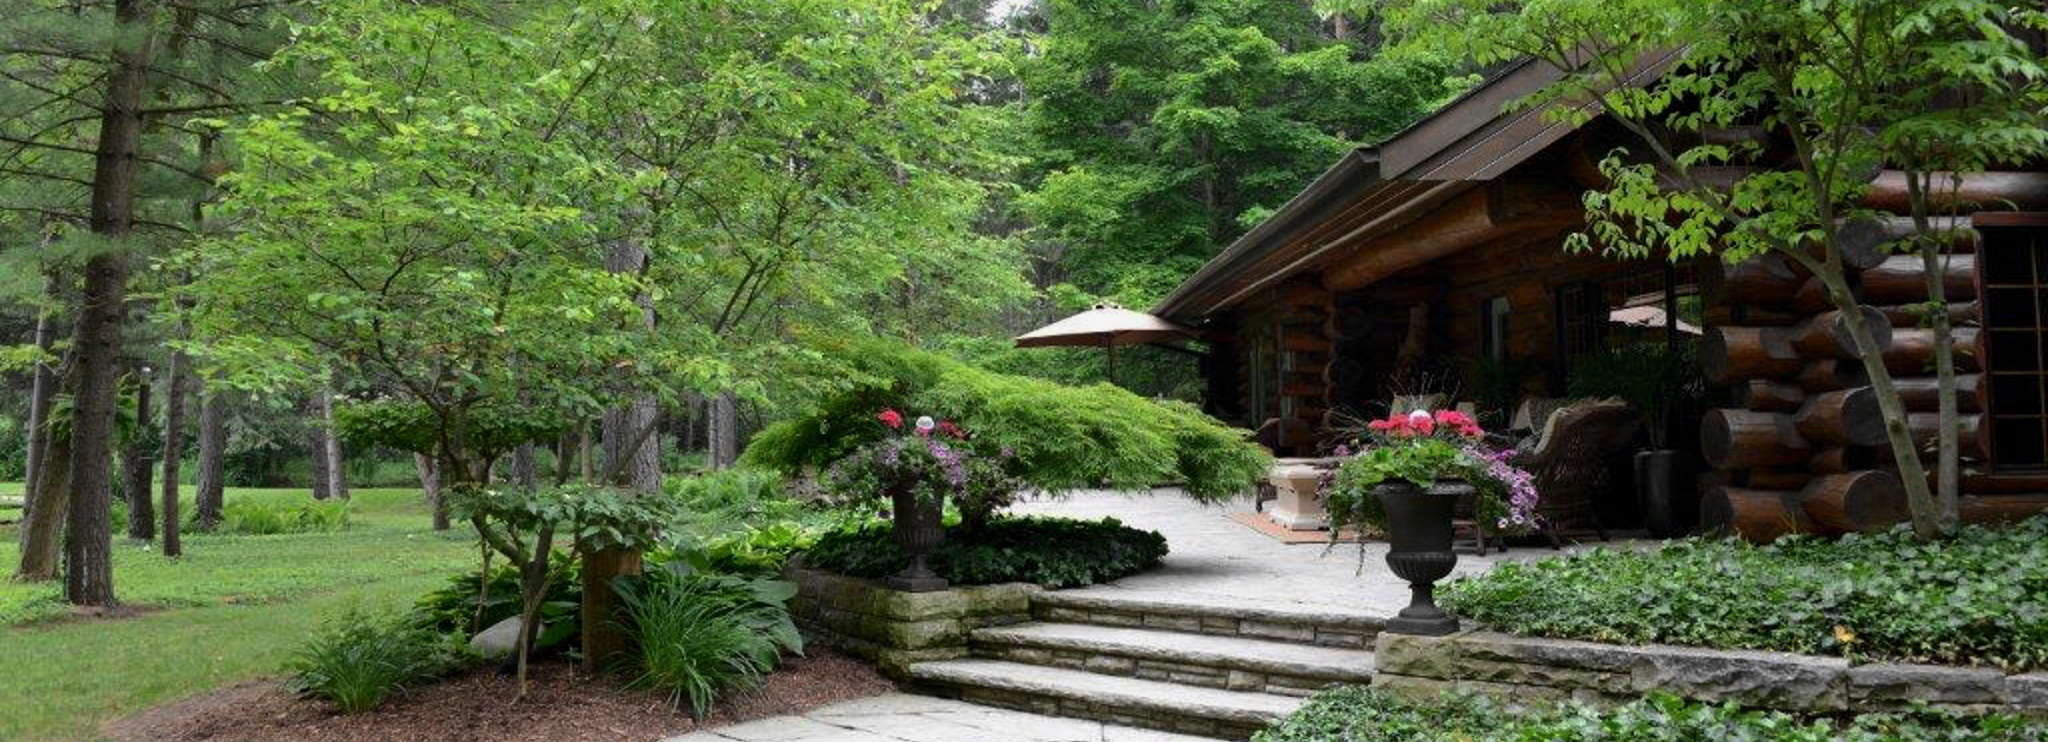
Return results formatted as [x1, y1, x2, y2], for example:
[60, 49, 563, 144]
[1376, 480, 1468, 635]
[885, 488, 949, 592]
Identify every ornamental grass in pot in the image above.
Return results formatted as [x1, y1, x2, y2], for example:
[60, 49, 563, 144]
[1324, 409, 1538, 635]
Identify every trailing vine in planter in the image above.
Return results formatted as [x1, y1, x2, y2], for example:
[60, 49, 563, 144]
[1324, 410, 1539, 551]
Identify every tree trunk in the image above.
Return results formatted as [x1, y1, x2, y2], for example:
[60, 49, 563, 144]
[1907, 172, 1962, 533]
[509, 442, 538, 492]
[708, 392, 738, 470]
[305, 393, 331, 500]
[66, 0, 156, 607]
[194, 387, 225, 530]
[577, 420, 593, 484]
[415, 452, 448, 531]
[15, 419, 72, 581]
[122, 371, 154, 541]
[582, 236, 661, 672]
[160, 350, 188, 557]
[1814, 269, 1942, 540]
[320, 383, 346, 500]
[22, 276, 58, 504]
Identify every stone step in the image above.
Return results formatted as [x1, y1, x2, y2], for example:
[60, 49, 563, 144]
[972, 621, 1373, 696]
[1030, 591, 1383, 649]
[908, 658, 1304, 741]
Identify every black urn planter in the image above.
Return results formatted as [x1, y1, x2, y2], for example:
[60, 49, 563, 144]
[885, 488, 949, 593]
[1634, 449, 1688, 538]
[1376, 480, 1468, 636]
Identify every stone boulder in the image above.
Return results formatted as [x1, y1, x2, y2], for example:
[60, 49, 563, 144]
[469, 616, 533, 659]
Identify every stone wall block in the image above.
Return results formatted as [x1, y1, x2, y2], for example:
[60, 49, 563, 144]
[1629, 645, 1848, 710]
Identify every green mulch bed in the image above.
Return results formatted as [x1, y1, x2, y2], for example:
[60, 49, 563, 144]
[1255, 686, 2047, 742]
[1441, 516, 2048, 670]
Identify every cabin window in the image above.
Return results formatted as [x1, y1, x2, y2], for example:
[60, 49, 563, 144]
[1982, 221, 2048, 470]
[1481, 296, 1511, 362]
[1553, 281, 1607, 382]
[1246, 318, 1279, 425]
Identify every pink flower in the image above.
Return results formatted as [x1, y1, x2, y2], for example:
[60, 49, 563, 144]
[878, 409, 903, 429]
[1434, 410, 1484, 439]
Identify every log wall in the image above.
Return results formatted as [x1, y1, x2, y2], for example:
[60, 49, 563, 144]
[1699, 206, 2047, 542]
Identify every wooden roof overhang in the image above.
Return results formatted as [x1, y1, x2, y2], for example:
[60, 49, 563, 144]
[1154, 49, 1688, 322]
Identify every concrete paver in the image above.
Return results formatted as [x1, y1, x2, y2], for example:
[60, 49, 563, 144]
[662, 694, 1222, 742]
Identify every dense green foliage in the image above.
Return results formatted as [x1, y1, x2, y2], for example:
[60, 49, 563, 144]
[615, 569, 805, 719]
[219, 499, 351, 535]
[411, 554, 580, 647]
[286, 610, 472, 713]
[1018, 0, 1471, 303]
[802, 516, 1167, 588]
[332, 400, 566, 461]
[1255, 686, 2047, 742]
[744, 340, 1269, 501]
[1442, 517, 2048, 670]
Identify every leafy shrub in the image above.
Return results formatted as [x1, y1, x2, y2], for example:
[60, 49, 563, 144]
[218, 498, 350, 534]
[676, 522, 820, 577]
[1256, 686, 2046, 742]
[1442, 517, 2048, 670]
[286, 609, 470, 713]
[411, 553, 580, 650]
[615, 568, 803, 719]
[744, 339, 1270, 501]
[802, 515, 1167, 588]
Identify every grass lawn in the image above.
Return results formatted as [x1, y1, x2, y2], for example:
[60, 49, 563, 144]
[0, 486, 476, 742]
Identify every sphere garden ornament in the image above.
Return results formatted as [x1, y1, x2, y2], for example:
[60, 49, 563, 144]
[1324, 409, 1538, 635]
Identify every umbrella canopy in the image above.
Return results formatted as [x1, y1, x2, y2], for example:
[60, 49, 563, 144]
[1014, 303, 1194, 348]
[1609, 305, 1703, 335]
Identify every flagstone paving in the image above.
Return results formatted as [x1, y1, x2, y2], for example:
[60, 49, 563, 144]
[662, 694, 1220, 742]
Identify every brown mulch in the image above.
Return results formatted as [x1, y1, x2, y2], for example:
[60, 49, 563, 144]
[104, 649, 896, 742]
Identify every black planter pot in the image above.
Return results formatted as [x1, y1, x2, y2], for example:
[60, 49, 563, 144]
[1634, 449, 1687, 538]
[1376, 480, 1468, 636]
[885, 489, 948, 592]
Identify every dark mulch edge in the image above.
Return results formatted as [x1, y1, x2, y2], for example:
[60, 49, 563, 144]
[103, 649, 895, 742]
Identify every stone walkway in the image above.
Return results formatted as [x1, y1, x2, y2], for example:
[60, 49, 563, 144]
[1009, 488, 1556, 619]
[662, 694, 1219, 742]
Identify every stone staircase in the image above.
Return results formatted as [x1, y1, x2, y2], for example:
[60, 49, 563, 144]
[906, 591, 1382, 740]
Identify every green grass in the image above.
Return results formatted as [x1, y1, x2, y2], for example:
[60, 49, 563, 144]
[0, 486, 475, 742]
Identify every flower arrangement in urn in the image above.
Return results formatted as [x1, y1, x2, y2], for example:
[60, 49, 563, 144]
[817, 408, 1018, 591]
[1324, 409, 1538, 635]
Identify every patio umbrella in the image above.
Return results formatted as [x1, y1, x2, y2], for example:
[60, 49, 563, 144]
[1014, 302, 1195, 384]
[1608, 305, 1703, 335]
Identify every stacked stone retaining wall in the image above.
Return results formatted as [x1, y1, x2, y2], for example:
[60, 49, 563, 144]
[785, 567, 1036, 677]
[1375, 630, 2048, 715]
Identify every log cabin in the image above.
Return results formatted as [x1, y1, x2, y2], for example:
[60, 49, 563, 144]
[1155, 55, 2048, 542]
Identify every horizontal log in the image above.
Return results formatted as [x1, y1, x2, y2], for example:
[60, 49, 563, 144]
[1746, 468, 1815, 491]
[1906, 412, 1986, 461]
[1702, 326, 1803, 384]
[1795, 387, 1885, 447]
[1800, 470, 1909, 533]
[1861, 254, 1975, 304]
[1836, 215, 1978, 266]
[1739, 380, 1805, 412]
[1791, 275, 1837, 314]
[1702, 408, 1815, 469]
[1789, 307, 1892, 359]
[1882, 327, 1981, 375]
[1797, 359, 1867, 392]
[1960, 494, 2048, 525]
[1810, 446, 1878, 474]
[1878, 301, 1977, 327]
[1864, 171, 2048, 213]
[1711, 253, 1804, 305]
[1703, 487, 1818, 543]
[1891, 374, 1983, 413]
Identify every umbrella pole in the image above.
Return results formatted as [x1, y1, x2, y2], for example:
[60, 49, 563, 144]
[1106, 339, 1118, 388]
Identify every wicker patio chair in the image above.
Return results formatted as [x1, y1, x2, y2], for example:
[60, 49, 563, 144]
[1515, 399, 1642, 548]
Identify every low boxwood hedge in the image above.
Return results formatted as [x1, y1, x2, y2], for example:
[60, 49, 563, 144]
[799, 515, 1167, 588]
[1441, 517, 2048, 670]
[1255, 686, 2046, 742]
